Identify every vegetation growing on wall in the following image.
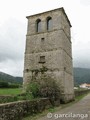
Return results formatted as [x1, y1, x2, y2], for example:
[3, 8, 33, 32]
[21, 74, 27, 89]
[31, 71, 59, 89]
[26, 68, 61, 103]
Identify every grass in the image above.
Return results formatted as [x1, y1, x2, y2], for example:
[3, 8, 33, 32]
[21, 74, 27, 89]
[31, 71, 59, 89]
[0, 88, 34, 103]
[0, 88, 89, 119]
[23, 93, 89, 120]
[0, 88, 22, 95]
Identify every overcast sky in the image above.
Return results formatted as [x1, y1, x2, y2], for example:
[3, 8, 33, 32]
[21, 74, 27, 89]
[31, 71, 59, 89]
[0, 0, 90, 76]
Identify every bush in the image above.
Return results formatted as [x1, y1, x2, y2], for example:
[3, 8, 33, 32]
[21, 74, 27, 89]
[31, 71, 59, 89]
[26, 82, 40, 98]
[26, 73, 61, 102]
[0, 81, 9, 88]
[0, 81, 20, 88]
[8, 84, 20, 88]
[0, 96, 18, 103]
[17, 92, 34, 101]
[38, 74, 60, 101]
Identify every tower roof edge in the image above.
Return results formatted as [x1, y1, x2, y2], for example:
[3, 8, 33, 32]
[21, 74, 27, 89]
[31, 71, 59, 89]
[26, 7, 72, 27]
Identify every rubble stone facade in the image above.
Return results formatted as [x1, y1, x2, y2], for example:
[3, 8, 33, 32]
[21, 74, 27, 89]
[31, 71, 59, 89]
[23, 7, 74, 102]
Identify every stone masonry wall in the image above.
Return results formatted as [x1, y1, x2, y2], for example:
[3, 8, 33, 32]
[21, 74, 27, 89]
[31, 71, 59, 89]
[0, 98, 54, 120]
[23, 8, 74, 103]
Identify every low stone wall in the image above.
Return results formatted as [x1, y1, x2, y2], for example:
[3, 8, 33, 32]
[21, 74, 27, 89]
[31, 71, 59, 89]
[0, 98, 60, 120]
[0, 95, 16, 104]
[75, 89, 90, 97]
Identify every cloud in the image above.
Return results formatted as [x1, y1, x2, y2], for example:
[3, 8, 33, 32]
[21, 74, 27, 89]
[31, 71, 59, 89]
[0, 0, 90, 76]
[80, 0, 90, 5]
[0, 59, 24, 76]
[0, 18, 26, 76]
[0, 18, 26, 61]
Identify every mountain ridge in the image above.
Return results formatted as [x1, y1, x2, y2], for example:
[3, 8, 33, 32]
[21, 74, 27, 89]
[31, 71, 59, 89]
[73, 67, 90, 86]
[0, 67, 90, 85]
[0, 71, 23, 84]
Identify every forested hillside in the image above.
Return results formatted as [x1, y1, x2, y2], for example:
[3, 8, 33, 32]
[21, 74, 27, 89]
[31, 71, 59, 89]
[0, 67, 90, 86]
[74, 68, 90, 86]
[0, 72, 23, 84]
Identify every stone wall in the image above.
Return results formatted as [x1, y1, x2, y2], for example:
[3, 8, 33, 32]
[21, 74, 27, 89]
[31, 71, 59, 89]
[0, 95, 16, 104]
[0, 90, 89, 120]
[75, 90, 90, 97]
[0, 98, 60, 120]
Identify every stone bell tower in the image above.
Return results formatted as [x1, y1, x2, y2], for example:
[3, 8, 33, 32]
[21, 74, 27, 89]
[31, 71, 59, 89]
[23, 7, 74, 102]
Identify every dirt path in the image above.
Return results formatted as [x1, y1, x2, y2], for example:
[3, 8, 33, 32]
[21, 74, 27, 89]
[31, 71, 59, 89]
[37, 94, 90, 120]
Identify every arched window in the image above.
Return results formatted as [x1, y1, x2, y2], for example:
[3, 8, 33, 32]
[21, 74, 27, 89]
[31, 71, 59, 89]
[47, 17, 52, 31]
[36, 19, 41, 32]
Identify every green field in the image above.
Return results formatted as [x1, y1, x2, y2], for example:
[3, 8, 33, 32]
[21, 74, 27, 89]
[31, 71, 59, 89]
[0, 88, 22, 95]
